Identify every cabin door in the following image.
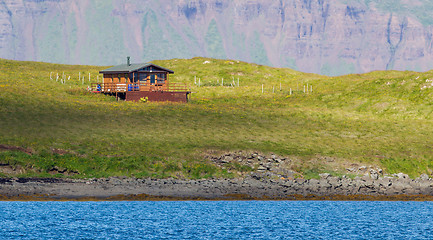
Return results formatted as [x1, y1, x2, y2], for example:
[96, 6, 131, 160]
[150, 74, 156, 85]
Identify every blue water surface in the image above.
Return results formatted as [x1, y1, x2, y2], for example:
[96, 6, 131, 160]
[0, 201, 432, 239]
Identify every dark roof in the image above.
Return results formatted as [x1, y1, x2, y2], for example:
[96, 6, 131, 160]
[99, 63, 174, 74]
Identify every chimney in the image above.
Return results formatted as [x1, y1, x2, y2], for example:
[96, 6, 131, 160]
[127, 56, 131, 66]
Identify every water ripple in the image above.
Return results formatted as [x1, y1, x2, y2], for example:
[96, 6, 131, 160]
[0, 201, 432, 239]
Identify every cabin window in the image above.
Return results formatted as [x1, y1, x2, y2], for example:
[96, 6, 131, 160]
[110, 75, 113, 83]
[157, 73, 166, 84]
[118, 74, 122, 82]
[137, 73, 144, 83]
[133, 72, 138, 82]
[157, 73, 166, 80]
[129, 73, 133, 83]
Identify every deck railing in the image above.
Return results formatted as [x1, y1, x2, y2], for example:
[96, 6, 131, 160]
[90, 82, 190, 93]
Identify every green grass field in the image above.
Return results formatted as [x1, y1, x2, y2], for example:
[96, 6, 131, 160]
[1, 57, 433, 179]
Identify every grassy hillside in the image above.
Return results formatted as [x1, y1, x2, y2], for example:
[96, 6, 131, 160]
[1, 57, 433, 179]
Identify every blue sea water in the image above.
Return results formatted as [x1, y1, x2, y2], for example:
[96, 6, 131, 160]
[0, 201, 432, 239]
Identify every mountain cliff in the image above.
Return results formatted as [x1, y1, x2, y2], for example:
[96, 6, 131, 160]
[1, 0, 433, 75]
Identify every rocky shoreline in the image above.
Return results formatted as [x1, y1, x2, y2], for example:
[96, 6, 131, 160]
[1, 174, 433, 201]
[208, 151, 388, 180]
[1, 150, 433, 201]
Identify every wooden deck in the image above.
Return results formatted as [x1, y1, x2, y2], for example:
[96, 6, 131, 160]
[90, 82, 190, 93]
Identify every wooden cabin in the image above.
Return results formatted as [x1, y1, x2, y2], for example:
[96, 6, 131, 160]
[92, 58, 190, 102]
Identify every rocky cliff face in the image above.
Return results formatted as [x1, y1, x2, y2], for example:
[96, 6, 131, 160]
[1, 0, 433, 75]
